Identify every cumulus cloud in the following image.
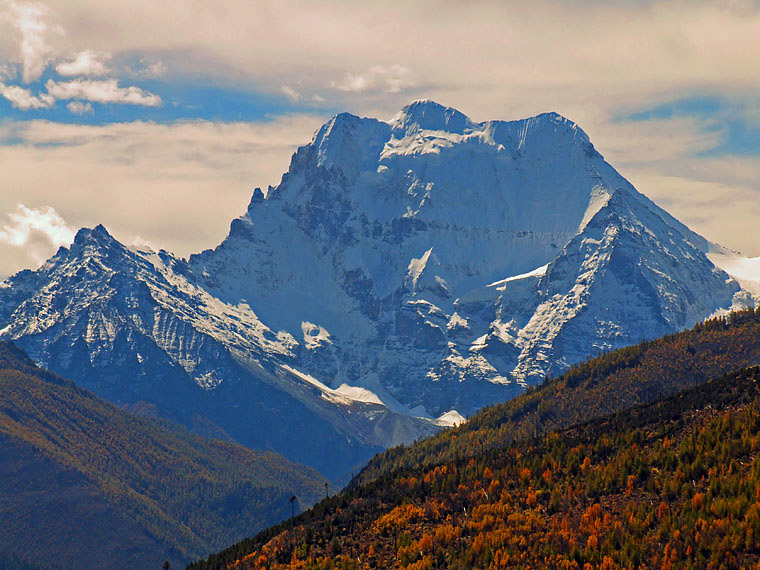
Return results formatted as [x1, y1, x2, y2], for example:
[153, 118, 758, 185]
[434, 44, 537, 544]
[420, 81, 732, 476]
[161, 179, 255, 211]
[2, 1, 59, 83]
[66, 100, 92, 114]
[45, 78, 161, 106]
[0, 82, 53, 109]
[0, 78, 161, 109]
[55, 49, 110, 76]
[2, 1, 759, 121]
[0, 2, 161, 113]
[0, 204, 75, 272]
[332, 64, 414, 94]
[0, 203, 75, 247]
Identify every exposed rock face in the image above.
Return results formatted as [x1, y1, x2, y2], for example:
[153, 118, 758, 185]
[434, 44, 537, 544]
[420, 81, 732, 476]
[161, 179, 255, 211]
[190, 100, 740, 414]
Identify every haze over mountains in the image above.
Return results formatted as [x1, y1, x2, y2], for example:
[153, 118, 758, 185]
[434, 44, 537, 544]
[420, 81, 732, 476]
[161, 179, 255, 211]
[1, 100, 757, 482]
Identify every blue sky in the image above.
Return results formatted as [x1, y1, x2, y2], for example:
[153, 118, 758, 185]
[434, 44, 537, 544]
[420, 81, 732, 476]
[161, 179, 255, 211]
[1, 0, 759, 278]
[622, 96, 760, 158]
[0, 73, 334, 125]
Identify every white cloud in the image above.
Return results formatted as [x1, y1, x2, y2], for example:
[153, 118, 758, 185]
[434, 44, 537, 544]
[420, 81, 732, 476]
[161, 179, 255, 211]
[127, 235, 155, 249]
[0, 204, 75, 271]
[66, 100, 92, 114]
[2, 1, 60, 83]
[332, 64, 414, 94]
[45, 78, 161, 106]
[583, 116, 725, 167]
[136, 59, 166, 78]
[0, 3, 161, 113]
[0, 1, 759, 121]
[0, 0, 759, 266]
[0, 203, 75, 247]
[280, 84, 324, 103]
[1, 76, 161, 110]
[2, 0, 751, 122]
[0, 115, 324, 277]
[280, 85, 301, 102]
[0, 62, 18, 80]
[0, 0, 755, 122]
[56, 49, 110, 76]
[0, 81, 53, 109]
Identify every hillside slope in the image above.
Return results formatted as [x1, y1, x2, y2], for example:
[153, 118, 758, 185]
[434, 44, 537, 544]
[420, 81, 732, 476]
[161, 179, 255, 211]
[357, 307, 760, 483]
[0, 342, 326, 570]
[188, 364, 760, 570]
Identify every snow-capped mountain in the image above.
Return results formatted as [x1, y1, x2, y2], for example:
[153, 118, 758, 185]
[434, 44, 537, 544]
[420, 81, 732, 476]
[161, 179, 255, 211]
[189, 100, 746, 413]
[0, 100, 751, 480]
[0, 225, 439, 481]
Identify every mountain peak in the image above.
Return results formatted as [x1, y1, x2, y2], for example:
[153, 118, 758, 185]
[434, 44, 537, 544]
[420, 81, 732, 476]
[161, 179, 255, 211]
[69, 224, 128, 263]
[528, 111, 583, 134]
[392, 99, 476, 134]
[73, 224, 114, 245]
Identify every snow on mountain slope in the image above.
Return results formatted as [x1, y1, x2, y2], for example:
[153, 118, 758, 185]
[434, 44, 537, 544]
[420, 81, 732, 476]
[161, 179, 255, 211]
[0, 225, 437, 481]
[190, 99, 742, 416]
[708, 244, 760, 299]
[505, 187, 741, 381]
[0, 100, 749, 480]
[192, 104, 616, 335]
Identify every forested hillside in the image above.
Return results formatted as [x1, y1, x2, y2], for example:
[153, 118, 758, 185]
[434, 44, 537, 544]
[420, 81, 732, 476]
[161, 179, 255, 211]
[188, 365, 760, 570]
[357, 308, 760, 484]
[0, 342, 327, 570]
[187, 308, 760, 570]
